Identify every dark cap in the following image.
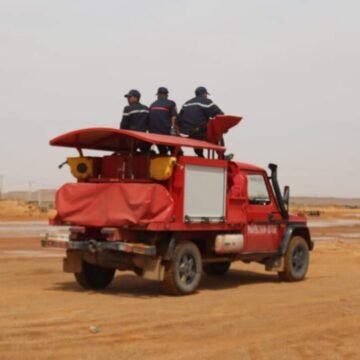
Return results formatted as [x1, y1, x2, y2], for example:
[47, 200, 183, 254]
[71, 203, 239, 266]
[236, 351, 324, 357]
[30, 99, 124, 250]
[195, 86, 209, 96]
[156, 86, 169, 95]
[124, 89, 141, 98]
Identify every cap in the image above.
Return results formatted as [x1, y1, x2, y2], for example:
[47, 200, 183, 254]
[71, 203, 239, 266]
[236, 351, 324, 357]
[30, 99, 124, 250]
[195, 86, 209, 96]
[156, 86, 169, 95]
[124, 89, 141, 98]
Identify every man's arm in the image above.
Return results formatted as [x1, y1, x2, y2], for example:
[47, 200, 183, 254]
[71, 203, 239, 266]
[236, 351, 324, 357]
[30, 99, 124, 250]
[120, 106, 130, 129]
[144, 105, 150, 131]
[170, 101, 178, 128]
[206, 102, 224, 118]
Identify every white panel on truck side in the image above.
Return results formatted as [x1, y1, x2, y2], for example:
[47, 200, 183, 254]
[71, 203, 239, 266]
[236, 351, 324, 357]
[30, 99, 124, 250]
[184, 164, 226, 222]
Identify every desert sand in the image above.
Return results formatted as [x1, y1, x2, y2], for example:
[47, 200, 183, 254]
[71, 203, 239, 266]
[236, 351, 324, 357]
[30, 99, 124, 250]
[0, 200, 56, 221]
[0, 207, 360, 359]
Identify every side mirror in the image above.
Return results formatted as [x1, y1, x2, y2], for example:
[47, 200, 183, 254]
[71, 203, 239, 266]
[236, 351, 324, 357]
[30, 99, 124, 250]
[283, 186, 290, 210]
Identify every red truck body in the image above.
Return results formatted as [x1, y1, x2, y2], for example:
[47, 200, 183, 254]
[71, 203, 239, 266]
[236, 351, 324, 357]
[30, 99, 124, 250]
[43, 117, 313, 295]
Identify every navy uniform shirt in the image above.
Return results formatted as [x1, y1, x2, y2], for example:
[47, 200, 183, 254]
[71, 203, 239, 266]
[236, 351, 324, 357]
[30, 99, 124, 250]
[120, 103, 149, 132]
[148, 98, 177, 134]
[178, 96, 224, 135]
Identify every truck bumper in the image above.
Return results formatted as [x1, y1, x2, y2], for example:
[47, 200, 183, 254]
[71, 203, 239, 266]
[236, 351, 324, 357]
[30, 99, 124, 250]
[41, 232, 156, 256]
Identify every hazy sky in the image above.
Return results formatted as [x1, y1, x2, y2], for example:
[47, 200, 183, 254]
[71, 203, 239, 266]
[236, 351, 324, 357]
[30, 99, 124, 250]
[0, 0, 359, 197]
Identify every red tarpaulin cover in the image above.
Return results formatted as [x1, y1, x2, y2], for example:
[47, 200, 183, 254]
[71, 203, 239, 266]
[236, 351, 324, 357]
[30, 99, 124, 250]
[56, 183, 174, 227]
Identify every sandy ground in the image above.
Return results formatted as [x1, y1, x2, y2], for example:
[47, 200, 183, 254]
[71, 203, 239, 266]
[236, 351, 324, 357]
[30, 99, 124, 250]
[290, 205, 360, 220]
[0, 220, 360, 359]
[0, 200, 56, 221]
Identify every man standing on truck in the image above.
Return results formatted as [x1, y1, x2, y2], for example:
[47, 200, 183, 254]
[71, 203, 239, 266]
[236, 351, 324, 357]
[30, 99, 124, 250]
[178, 86, 224, 157]
[148, 86, 178, 155]
[120, 89, 149, 132]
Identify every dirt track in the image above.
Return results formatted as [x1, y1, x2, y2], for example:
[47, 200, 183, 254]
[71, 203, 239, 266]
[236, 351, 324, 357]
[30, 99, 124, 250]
[1, 234, 360, 359]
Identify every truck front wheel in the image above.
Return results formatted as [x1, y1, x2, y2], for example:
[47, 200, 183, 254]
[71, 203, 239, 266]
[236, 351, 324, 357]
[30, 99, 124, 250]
[278, 236, 309, 281]
[74, 261, 115, 290]
[162, 241, 202, 295]
[203, 261, 231, 276]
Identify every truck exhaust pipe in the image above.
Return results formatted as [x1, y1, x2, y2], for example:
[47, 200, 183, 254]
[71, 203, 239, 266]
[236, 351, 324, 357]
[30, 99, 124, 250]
[268, 163, 289, 219]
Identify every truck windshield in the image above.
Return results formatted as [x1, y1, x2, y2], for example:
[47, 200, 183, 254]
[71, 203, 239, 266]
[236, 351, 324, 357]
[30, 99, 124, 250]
[247, 174, 271, 205]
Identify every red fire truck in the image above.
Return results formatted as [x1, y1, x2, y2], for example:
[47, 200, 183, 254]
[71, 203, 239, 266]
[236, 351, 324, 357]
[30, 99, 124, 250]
[42, 116, 313, 295]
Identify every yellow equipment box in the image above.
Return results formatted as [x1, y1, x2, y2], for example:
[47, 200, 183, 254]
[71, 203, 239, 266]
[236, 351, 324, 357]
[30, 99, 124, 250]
[150, 157, 176, 181]
[67, 157, 94, 180]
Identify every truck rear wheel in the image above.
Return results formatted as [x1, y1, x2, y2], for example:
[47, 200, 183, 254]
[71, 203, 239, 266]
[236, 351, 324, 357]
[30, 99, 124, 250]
[74, 261, 115, 290]
[278, 236, 309, 281]
[162, 241, 202, 296]
[203, 261, 231, 276]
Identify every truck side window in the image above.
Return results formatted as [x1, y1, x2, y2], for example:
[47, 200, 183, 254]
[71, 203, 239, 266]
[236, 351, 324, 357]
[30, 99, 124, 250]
[247, 174, 271, 205]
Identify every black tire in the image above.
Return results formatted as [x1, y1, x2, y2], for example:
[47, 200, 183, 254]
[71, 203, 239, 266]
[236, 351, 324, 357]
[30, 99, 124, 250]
[74, 261, 115, 290]
[133, 266, 143, 277]
[162, 241, 202, 296]
[203, 261, 231, 276]
[278, 236, 309, 281]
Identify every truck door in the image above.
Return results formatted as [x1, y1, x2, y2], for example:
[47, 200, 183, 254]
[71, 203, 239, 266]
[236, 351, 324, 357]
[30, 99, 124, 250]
[244, 173, 282, 252]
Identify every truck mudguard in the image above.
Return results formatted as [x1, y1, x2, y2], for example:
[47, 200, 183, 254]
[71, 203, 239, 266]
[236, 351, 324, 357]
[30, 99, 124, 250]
[279, 223, 314, 255]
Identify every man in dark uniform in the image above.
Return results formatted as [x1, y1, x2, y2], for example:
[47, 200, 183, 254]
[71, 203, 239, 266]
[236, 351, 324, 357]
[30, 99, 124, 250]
[120, 89, 149, 152]
[120, 89, 149, 132]
[178, 86, 224, 157]
[148, 87, 178, 155]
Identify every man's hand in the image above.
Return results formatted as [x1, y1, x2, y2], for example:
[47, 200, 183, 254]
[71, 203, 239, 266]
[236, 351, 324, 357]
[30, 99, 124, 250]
[170, 126, 177, 136]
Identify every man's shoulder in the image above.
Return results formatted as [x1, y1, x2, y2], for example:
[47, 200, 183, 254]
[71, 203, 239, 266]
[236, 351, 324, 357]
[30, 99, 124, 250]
[150, 99, 176, 108]
[125, 103, 149, 113]
[183, 96, 214, 107]
[197, 96, 213, 105]
[137, 103, 149, 110]
[161, 98, 176, 108]
[150, 99, 160, 108]
[125, 104, 137, 111]
[184, 97, 197, 105]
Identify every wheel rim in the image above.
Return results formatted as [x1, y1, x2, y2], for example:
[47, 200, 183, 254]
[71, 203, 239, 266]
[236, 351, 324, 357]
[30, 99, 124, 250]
[178, 252, 197, 285]
[291, 244, 307, 273]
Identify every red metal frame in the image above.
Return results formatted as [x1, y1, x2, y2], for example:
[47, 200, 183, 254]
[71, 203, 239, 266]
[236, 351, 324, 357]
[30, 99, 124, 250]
[50, 127, 225, 153]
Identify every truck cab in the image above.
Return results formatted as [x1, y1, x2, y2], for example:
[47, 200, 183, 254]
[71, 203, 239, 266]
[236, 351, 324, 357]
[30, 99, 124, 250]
[43, 119, 313, 295]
